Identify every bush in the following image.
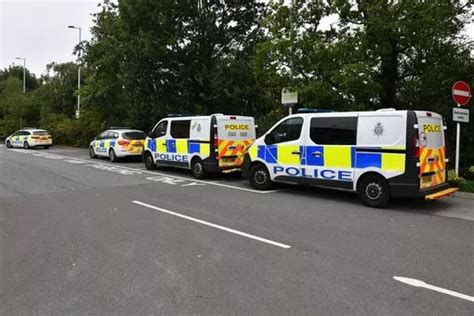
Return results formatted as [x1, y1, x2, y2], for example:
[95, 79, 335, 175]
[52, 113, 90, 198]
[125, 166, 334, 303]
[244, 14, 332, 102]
[42, 108, 104, 147]
[448, 169, 474, 193]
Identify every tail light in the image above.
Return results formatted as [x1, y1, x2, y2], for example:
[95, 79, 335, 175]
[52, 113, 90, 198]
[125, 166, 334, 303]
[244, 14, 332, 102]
[213, 124, 218, 156]
[409, 135, 420, 159]
[118, 139, 130, 146]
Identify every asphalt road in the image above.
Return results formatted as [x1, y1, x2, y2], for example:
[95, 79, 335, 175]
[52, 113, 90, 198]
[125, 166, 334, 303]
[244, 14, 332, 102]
[1, 145, 473, 314]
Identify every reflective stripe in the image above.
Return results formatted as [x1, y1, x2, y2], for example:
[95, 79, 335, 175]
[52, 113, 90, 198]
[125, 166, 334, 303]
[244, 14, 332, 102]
[276, 144, 299, 165]
[200, 143, 210, 156]
[356, 152, 381, 168]
[248, 144, 258, 160]
[381, 153, 405, 171]
[175, 139, 187, 154]
[324, 146, 351, 168]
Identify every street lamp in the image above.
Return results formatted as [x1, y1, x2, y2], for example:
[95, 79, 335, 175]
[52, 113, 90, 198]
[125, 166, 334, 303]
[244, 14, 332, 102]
[15, 57, 26, 129]
[68, 25, 82, 119]
[15, 57, 26, 94]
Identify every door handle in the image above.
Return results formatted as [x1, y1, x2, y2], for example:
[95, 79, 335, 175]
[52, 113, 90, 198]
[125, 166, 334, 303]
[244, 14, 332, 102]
[291, 151, 301, 155]
[161, 142, 166, 146]
[312, 151, 322, 157]
[229, 146, 237, 150]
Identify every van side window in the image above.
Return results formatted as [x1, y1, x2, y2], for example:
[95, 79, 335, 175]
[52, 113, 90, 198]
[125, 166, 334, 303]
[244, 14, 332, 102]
[170, 120, 191, 138]
[153, 121, 168, 137]
[310, 117, 357, 145]
[266, 117, 303, 145]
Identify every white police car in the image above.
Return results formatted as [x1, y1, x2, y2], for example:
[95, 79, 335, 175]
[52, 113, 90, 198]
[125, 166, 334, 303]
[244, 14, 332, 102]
[89, 128, 146, 162]
[242, 109, 457, 207]
[5, 128, 53, 149]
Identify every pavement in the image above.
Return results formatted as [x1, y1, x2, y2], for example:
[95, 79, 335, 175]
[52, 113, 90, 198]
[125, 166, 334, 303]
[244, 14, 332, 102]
[0, 145, 473, 314]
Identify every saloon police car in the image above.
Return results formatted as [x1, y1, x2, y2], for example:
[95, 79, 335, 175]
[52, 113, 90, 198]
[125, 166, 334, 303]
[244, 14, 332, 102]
[89, 128, 146, 162]
[143, 114, 256, 178]
[5, 128, 53, 149]
[242, 109, 457, 207]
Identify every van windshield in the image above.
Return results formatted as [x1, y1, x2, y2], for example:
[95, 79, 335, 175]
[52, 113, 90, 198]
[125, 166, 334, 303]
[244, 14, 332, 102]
[123, 132, 146, 140]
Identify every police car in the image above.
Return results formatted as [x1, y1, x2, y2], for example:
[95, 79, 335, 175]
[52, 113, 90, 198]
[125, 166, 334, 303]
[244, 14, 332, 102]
[5, 128, 53, 149]
[143, 114, 256, 178]
[89, 128, 146, 162]
[242, 109, 457, 207]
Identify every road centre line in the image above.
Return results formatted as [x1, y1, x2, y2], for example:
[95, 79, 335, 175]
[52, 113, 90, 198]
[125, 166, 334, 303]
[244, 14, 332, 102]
[132, 200, 291, 249]
[393, 276, 474, 302]
[7, 148, 279, 194]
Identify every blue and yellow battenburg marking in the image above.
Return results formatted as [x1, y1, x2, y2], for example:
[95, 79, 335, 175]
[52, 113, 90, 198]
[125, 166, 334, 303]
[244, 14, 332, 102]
[249, 144, 405, 180]
[145, 139, 210, 163]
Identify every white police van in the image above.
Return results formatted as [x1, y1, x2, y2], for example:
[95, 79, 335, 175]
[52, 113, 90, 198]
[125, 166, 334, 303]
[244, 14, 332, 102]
[242, 109, 457, 207]
[143, 114, 256, 178]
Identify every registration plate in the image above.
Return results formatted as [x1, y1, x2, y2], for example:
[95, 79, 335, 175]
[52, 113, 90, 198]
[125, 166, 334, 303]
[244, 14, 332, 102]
[422, 176, 432, 185]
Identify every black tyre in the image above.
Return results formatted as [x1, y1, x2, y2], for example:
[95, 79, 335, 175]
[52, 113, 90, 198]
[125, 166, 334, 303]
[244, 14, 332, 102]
[144, 152, 156, 170]
[109, 148, 118, 162]
[23, 141, 30, 149]
[89, 146, 96, 158]
[6, 140, 12, 148]
[44, 146, 50, 149]
[191, 158, 206, 179]
[357, 174, 391, 208]
[249, 164, 272, 190]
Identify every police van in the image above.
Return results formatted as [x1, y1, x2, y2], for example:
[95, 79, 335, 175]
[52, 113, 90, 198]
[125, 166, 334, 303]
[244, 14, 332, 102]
[143, 114, 256, 178]
[242, 109, 457, 207]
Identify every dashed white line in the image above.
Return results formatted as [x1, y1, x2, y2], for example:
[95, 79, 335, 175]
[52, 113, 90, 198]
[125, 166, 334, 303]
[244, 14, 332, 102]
[132, 200, 291, 249]
[393, 276, 474, 302]
[5, 148, 279, 194]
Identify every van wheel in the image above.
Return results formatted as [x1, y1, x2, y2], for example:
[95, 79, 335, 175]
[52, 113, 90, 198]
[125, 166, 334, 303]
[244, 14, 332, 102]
[357, 174, 390, 208]
[191, 158, 206, 179]
[89, 146, 96, 158]
[6, 140, 12, 148]
[23, 141, 30, 149]
[144, 152, 156, 170]
[249, 164, 272, 190]
[109, 148, 118, 162]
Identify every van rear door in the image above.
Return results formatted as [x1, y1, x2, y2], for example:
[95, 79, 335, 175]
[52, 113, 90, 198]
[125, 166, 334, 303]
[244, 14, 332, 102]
[415, 111, 446, 190]
[216, 116, 256, 168]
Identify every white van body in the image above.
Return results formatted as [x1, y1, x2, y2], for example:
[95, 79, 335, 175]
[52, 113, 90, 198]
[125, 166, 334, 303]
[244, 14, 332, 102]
[143, 114, 256, 178]
[242, 109, 455, 207]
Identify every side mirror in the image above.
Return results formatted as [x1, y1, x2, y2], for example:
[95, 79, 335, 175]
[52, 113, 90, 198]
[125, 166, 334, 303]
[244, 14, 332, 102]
[148, 131, 156, 139]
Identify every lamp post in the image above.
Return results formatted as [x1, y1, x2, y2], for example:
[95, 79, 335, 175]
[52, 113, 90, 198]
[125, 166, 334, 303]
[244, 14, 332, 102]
[15, 57, 26, 94]
[15, 57, 26, 128]
[68, 25, 82, 119]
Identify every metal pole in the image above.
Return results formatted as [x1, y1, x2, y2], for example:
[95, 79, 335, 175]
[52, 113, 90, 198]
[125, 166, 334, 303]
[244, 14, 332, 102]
[22, 59, 26, 93]
[455, 103, 461, 177]
[289, 0, 294, 116]
[77, 27, 81, 118]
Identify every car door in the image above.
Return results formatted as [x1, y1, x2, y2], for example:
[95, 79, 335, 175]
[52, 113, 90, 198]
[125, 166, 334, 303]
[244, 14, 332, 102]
[10, 131, 21, 147]
[303, 115, 358, 189]
[264, 116, 305, 183]
[95, 131, 109, 156]
[150, 120, 169, 164]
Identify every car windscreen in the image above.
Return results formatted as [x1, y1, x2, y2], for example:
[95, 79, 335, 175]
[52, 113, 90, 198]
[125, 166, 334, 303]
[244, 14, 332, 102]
[122, 132, 146, 140]
[33, 131, 49, 136]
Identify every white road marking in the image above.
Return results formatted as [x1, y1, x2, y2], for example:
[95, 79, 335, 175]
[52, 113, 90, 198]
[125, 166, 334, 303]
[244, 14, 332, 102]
[5, 148, 279, 194]
[393, 276, 474, 302]
[132, 200, 291, 249]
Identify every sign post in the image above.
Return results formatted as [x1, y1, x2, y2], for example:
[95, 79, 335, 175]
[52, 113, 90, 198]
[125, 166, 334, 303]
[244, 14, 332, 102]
[451, 81, 471, 177]
[281, 89, 298, 115]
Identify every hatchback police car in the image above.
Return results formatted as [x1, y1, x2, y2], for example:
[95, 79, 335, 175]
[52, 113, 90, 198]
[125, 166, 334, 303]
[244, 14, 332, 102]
[89, 128, 146, 162]
[5, 128, 53, 149]
[242, 109, 457, 208]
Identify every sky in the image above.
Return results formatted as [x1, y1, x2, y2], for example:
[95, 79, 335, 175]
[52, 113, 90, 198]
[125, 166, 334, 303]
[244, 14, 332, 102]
[0, 0, 473, 77]
[0, 0, 101, 77]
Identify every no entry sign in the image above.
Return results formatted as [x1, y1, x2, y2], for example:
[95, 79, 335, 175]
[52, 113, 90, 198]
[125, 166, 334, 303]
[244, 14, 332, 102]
[452, 81, 471, 106]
